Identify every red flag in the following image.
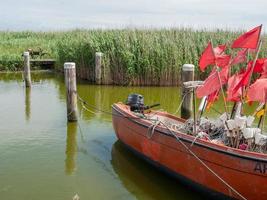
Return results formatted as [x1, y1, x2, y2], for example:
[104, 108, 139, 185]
[231, 49, 248, 65]
[227, 74, 243, 101]
[216, 54, 231, 68]
[247, 79, 267, 103]
[232, 66, 252, 94]
[231, 25, 262, 49]
[196, 66, 229, 98]
[260, 64, 267, 79]
[213, 44, 231, 68]
[199, 42, 215, 71]
[206, 90, 220, 110]
[213, 44, 226, 55]
[232, 59, 267, 94]
[248, 58, 267, 73]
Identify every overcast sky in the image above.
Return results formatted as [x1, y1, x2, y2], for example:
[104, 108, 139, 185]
[1, 0, 266, 31]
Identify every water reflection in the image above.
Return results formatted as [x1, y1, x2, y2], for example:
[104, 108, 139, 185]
[95, 86, 102, 119]
[0, 71, 55, 83]
[111, 141, 205, 200]
[1, 71, 265, 200]
[65, 122, 78, 175]
[25, 88, 31, 122]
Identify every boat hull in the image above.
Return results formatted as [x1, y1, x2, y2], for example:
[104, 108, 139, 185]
[112, 103, 267, 200]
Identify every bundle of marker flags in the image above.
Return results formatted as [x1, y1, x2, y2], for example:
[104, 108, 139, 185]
[196, 25, 263, 109]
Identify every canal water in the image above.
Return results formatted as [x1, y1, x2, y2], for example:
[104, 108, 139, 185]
[0, 71, 259, 200]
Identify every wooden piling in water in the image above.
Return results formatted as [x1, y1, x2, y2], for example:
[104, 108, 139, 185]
[181, 64, 195, 119]
[23, 51, 31, 87]
[95, 52, 102, 85]
[64, 62, 78, 122]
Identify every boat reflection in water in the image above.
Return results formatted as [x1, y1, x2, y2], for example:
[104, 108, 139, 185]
[111, 141, 207, 200]
[65, 122, 78, 175]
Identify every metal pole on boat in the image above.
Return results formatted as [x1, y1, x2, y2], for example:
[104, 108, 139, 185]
[192, 88, 197, 134]
[198, 96, 207, 120]
[181, 64, 194, 119]
[23, 51, 31, 87]
[64, 62, 78, 122]
[95, 52, 102, 85]
[260, 90, 267, 133]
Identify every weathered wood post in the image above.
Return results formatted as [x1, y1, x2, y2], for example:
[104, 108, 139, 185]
[64, 62, 78, 121]
[181, 64, 195, 119]
[23, 51, 31, 87]
[95, 52, 102, 85]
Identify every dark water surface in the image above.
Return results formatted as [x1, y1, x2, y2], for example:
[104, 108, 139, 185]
[0, 71, 259, 200]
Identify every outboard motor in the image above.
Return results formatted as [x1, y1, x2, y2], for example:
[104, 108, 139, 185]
[126, 94, 160, 113]
[126, 94, 144, 112]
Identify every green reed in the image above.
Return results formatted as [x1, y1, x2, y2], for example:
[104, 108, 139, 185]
[1, 29, 266, 85]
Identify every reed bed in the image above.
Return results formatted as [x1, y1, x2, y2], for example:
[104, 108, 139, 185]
[1, 28, 267, 85]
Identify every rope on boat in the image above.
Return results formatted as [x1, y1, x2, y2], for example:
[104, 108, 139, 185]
[158, 120, 247, 200]
[77, 94, 159, 121]
[76, 94, 247, 200]
[191, 132, 211, 147]
[147, 120, 161, 139]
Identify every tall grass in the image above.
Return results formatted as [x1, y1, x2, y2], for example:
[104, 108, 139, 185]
[0, 31, 60, 70]
[1, 28, 267, 85]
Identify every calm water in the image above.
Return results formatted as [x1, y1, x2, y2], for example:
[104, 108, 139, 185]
[0, 71, 260, 200]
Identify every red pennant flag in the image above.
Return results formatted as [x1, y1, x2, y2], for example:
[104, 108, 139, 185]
[196, 66, 229, 98]
[259, 63, 267, 79]
[231, 25, 262, 49]
[232, 59, 267, 94]
[213, 44, 231, 68]
[231, 49, 248, 65]
[213, 44, 226, 55]
[216, 54, 231, 68]
[199, 42, 215, 71]
[247, 79, 267, 103]
[248, 58, 267, 73]
[206, 90, 220, 110]
[232, 66, 253, 94]
[227, 74, 243, 101]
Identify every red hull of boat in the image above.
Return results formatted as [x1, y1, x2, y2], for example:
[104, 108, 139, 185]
[112, 103, 267, 200]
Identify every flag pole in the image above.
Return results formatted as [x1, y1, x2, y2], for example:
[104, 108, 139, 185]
[193, 88, 197, 135]
[215, 67, 229, 118]
[260, 89, 267, 133]
[210, 40, 229, 117]
[197, 96, 207, 120]
[230, 102, 237, 119]
[247, 40, 262, 88]
[246, 24, 262, 89]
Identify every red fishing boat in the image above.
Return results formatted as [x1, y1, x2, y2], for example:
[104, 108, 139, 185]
[112, 102, 267, 200]
[112, 25, 267, 200]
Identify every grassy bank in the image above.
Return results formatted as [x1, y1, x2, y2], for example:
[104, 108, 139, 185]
[1, 29, 266, 85]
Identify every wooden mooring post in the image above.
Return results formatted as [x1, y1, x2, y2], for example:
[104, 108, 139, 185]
[64, 62, 78, 122]
[23, 51, 31, 87]
[95, 52, 102, 85]
[181, 64, 195, 119]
